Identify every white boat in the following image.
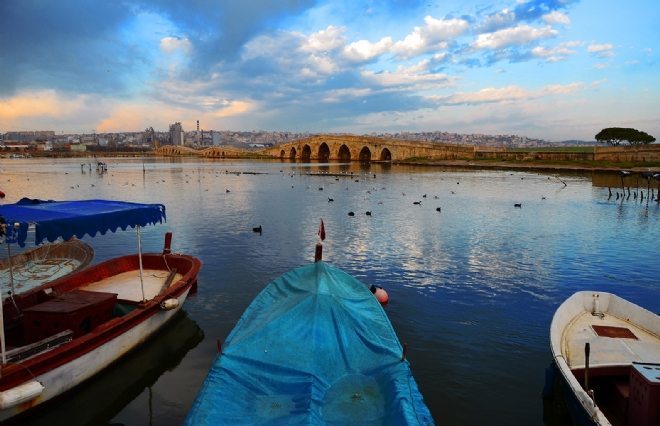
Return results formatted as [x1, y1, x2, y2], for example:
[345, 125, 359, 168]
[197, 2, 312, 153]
[0, 198, 202, 422]
[550, 291, 660, 426]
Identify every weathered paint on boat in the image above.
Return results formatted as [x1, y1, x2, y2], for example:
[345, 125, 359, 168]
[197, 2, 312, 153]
[0, 252, 201, 422]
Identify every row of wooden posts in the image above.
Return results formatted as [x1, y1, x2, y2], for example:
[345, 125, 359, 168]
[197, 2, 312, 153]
[608, 171, 660, 202]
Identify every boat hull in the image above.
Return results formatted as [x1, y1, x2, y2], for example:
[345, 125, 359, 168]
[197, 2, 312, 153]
[0, 252, 201, 422]
[0, 287, 190, 421]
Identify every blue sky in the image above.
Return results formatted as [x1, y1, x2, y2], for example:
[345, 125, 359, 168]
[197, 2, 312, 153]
[0, 0, 658, 141]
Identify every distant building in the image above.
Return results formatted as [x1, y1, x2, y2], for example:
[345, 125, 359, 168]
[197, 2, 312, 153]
[169, 122, 184, 146]
[3, 131, 55, 143]
[212, 131, 220, 146]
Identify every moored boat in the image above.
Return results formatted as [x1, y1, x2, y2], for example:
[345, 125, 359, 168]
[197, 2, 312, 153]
[0, 238, 94, 295]
[186, 232, 433, 425]
[0, 198, 202, 422]
[550, 291, 660, 426]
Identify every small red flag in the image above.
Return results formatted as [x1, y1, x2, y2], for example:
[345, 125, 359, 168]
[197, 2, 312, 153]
[318, 219, 326, 241]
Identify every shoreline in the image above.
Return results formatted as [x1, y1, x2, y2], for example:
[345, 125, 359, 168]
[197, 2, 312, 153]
[8, 152, 660, 174]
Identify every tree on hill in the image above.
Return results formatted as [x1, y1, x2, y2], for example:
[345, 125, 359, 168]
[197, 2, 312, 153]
[595, 127, 656, 146]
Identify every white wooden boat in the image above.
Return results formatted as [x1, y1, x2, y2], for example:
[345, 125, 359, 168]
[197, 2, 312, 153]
[0, 199, 202, 422]
[550, 291, 660, 426]
[0, 238, 93, 295]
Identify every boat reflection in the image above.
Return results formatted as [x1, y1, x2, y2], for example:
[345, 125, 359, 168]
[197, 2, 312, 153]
[18, 311, 204, 426]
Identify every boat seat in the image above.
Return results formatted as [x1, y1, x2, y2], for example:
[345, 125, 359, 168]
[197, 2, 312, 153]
[5, 329, 74, 363]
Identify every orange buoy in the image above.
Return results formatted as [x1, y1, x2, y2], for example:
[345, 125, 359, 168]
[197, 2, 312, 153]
[370, 285, 389, 306]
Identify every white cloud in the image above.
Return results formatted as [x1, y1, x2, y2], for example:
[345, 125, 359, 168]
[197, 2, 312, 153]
[443, 86, 530, 104]
[393, 16, 469, 58]
[542, 11, 571, 25]
[478, 8, 516, 33]
[160, 37, 192, 54]
[322, 88, 373, 103]
[361, 60, 453, 89]
[532, 41, 580, 62]
[301, 25, 346, 53]
[473, 25, 558, 50]
[437, 82, 581, 105]
[343, 37, 393, 62]
[587, 43, 614, 58]
[542, 82, 582, 95]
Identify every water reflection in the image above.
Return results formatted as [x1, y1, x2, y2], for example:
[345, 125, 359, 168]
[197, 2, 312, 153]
[1, 157, 658, 426]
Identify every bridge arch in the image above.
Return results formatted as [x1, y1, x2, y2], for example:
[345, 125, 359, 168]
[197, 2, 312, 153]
[338, 144, 351, 161]
[301, 145, 312, 161]
[379, 148, 392, 161]
[290, 147, 297, 159]
[359, 146, 371, 162]
[280, 149, 285, 158]
[318, 143, 330, 162]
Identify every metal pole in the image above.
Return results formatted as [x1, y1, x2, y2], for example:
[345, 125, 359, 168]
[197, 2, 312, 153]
[137, 225, 146, 302]
[0, 295, 5, 365]
[7, 243, 15, 295]
[1, 244, 6, 365]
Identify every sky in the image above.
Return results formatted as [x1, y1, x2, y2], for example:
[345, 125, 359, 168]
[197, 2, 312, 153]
[0, 0, 658, 141]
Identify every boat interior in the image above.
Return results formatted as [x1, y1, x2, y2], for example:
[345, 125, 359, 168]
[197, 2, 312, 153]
[565, 312, 660, 426]
[1, 255, 187, 363]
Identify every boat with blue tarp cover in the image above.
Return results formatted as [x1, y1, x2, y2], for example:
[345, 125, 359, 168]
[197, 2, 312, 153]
[0, 198, 202, 422]
[186, 250, 433, 424]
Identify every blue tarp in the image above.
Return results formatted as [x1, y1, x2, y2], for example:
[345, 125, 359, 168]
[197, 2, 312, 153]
[0, 198, 166, 246]
[186, 261, 434, 425]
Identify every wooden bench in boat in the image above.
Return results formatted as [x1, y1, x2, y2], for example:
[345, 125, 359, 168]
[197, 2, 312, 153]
[79, 269, 183, 303]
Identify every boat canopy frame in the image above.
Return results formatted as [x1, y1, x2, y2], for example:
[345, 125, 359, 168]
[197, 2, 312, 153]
[0, 198, 167, 365]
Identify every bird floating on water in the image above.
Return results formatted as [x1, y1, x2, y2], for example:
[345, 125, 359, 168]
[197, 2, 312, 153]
[252, 225, 262, 234]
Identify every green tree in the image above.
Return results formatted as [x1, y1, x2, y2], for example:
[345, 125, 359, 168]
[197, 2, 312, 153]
[595, 127, 656, 146]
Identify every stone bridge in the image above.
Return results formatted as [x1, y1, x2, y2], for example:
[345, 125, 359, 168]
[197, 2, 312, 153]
[155, 145, 199, 156]
[260, 135, 475, 161]
[155, 134, 477, 161]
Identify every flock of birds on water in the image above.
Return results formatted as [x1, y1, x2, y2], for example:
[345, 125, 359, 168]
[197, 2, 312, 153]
[3, 162, 659, 238]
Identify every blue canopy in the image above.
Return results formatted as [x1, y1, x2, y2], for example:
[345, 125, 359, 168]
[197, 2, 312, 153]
[186, 261, 434, 425]
[0, 198, 166, 246]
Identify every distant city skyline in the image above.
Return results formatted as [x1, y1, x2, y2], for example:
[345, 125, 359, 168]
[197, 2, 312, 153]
[1, 0, 658, 141]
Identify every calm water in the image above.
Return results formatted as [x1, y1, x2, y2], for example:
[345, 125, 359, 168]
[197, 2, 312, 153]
[2, 157, 659, 426]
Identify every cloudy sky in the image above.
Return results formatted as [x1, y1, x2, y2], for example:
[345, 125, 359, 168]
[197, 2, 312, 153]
[0, 0, 658, 141]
